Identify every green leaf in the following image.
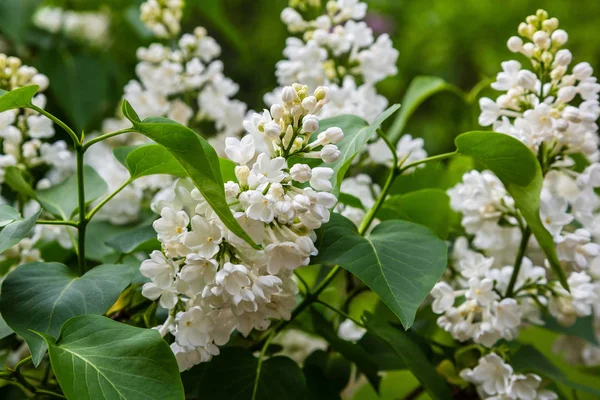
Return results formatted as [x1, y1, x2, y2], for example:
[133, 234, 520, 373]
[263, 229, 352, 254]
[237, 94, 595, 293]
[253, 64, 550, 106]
[3, 166, 36, 198]
[121, 100, 259, 249]
[0, 315, 12, 340]
[219, 157, 238, 182]
[124, 144, 187, 179]
[303, 350, 351, 400]
[182, 347, 311, 399]
[0, 205, 21, 228]
[36, 166, 108, 219]
[0, 262, 134, 366]
[365, 318, 453, 400]
[313, 214, 448, 329]
[0, 209, 40, 254]
[358, 332, 406, 371]
[455, 131, 568, 289]
[388, 76, 463, 143]
[0, 85, 38, 112]
[512, 344, 600, 396]
[106, 224, 159, 255]
[85, 221, 132, 263]
[36, 315, 184, 399]
[338, 192, 365, 210]
[309, 309, 381, 390]
[543, 315, 598, 345]
[314, 105, 400, 196]
[378, 189, 450, 239]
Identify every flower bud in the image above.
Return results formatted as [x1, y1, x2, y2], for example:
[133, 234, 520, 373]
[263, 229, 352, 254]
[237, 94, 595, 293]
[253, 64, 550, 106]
[235, 165, 250, 186]
[541, 51, 553, 65]
[507, 36, 523, 53]
[302, 115, 319, 133]
[550, 66, 566, 81]
[314, 86, 329, 102]
[517, 70, 537, 90]
[536, 9, 548, 21]
[281, 86, 298, 103]
[551, 29, 568, 47]
[553, 118, 568, 132]
[270, 104, 284, 120]
[290, 163, 312, 183]
[557, 86, 577, 103]
[323, 127, 344, 144]
[224, 181, 240, 198]
[562, 106, 581, 123]
[264, 121, 282, 139]
[320, 144, 340, 164]
[542, 17, 559, 32]
[533, 31, 550, 49]
[31, 74, 49, 91]
[553, 49, 572, 67]
[301, 96, 317, 112]
[573, 62, 593, 80]
[522, 43, 535, 57]
[291, 104, 304, 119]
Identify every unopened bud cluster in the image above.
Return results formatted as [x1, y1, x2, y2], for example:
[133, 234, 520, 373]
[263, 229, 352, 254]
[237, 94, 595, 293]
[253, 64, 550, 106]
[140, 0, 184, 39]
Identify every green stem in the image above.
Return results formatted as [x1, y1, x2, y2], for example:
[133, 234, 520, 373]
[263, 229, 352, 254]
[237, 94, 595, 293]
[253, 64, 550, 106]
[397, 150, 458, 175]
[252, 329, 276, 400]
[12, 356, 35, 393]
[505, 226, 532, 298]
[28, 104, 79, 145]
[36, 219, 78, 227]
[76, 145, 87, 275]
[86, 178, 133, 221]
[37, 388, 66, 398]
[293, 271, 310, 294]
[315, 300, 365, 328]
[82, 128, 135, 152]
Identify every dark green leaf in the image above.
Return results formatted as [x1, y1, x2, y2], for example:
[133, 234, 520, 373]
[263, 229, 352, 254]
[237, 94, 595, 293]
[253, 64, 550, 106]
[309, 309, 380, 390]
[313, 105, 400, 196]
[389, 76, 463, 143]
[36, 165, 108, 219]
[122, 100, 259, 249]
[455, 131, 567, 289]
[313, 214, 448, 329]
[125, 144, 187, 179]
[182, 347, 311, 400]
[0, 262, 134, 366]
[36, 315, 184, 399]
[0, 209, 40, 254]
[358, 332, 406, 371]
[338, 192, 365, 210]
[303, 350, 351, 400]
[3, 166, 36, 198]
[85, 221, 132, 263]
[106, 224, 159, 254]
[0, 85, 38, 112]
[512, 344, 600, 396]
[378, 189, 450, 239]
[365, 319, 452, 400]
[0, 205, 21, 228]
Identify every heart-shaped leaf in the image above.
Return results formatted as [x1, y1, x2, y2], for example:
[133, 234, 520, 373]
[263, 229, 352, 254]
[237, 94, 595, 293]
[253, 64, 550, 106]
[455, 131, 567, 289]
[313, 214, 448, 329]
[0, 262, 134, 365]
[122, 144, 187, 179]
[121, 100, 259, 249]
[36, 315, 184, 399]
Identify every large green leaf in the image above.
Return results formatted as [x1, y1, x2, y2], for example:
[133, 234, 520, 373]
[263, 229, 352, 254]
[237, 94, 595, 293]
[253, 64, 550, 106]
[106, 224, 159, 255]
[314, 105, 400, 196]
[36, 166, 108, 219]
[365, 318, 452, 400]
[36, 315, 184, 399]
[313, 214, 448, 329]
[388, 76, 462, 143]
[0, 205, 21, 228]
[123, 144, 187, 179]
[182, 347, 311, 399]
[309, 309, 380, 390]
[378, 189, 450, 239]
[512, 344, 600, 396]
[0, 209, 40, 253]
[455, 131, 567, 289]
[0, 262, 134, 366]
[121, 100, 259, 249]
[0, 85, 38, 112]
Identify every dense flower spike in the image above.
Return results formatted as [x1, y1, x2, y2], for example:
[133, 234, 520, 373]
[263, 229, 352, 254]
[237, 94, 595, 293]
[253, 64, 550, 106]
[430, 10, 600, 398]
[142, 84, 343, 370]
[140, 0, 184, 39]
[86, 24, 247, 224]
[269, 0, 398, 123]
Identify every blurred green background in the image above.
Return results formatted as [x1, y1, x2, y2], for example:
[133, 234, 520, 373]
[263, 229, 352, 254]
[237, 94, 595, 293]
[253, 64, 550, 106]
[0, 0, 598, 154]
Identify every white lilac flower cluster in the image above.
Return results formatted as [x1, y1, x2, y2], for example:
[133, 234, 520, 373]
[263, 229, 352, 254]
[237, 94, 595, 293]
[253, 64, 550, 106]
[140, 0, 184, 39]
[86, 25, 247, 224]
[460, 353, 557, 400]
[270, 0, 398, 123]
[33, 6, 110, 46]
[0, 53, 74, 191]
[429, 10, 600, 397]
[140, 84, 343, 371]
